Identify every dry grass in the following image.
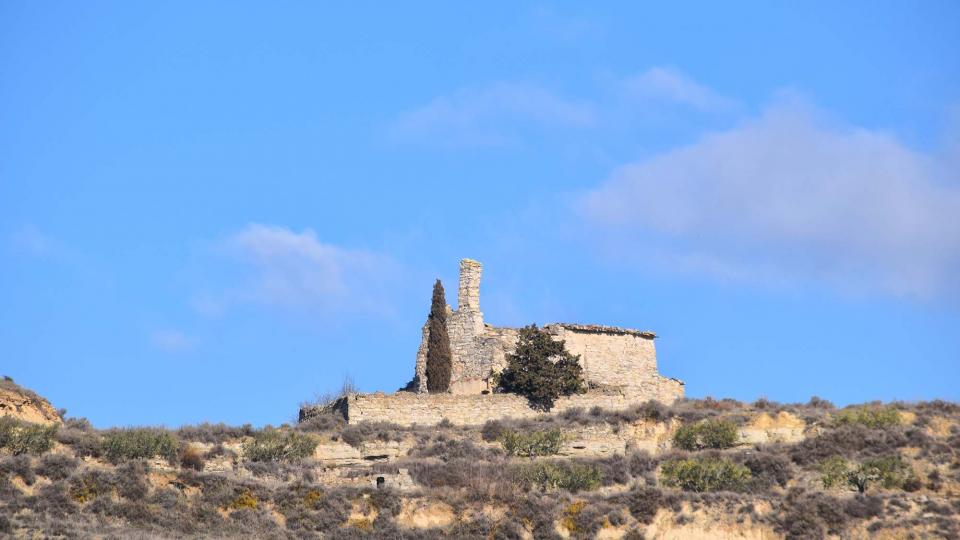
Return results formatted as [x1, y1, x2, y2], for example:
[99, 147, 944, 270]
[0, 398, 955, 538]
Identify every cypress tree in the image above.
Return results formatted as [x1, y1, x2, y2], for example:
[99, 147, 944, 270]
[426, 279, 452, 392]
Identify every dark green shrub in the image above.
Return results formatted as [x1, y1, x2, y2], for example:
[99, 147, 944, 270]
[856, 455, 912, 491]
[102, 428, 178, 463]
[114, 461, 150, 500]
[637, 400, 670, 422]
[0, 454, 35, 485]
[819, 456, 849, 488]
[413, 438, 500, 461]
[497, 324, 585, 411]
[177, 423, 255, 444]
[70, 469, 115, 503]
[628, 450, 656, 476]
[833, 406, 901, 429]
[659, 457, 751, 492]
[243, 429, 317, 462]
[742, 452, 792, 490]
[36, 480, 77, 517]
[790, 424, 907, 465]
[426, 279, 452, 393]
[520, 461, 602, 492]
[627, 486, 662, 524]
[56, 418, 102, 458]
[820, 454, 912, 492]
[37, 453, 79, 481]
[843, 494, 883, 518]
[499, 429, 563, 457]
[338, 422, 401, 448]
[180, 444, 206, 471]
[672, 419, 739, 450]
[0, 417, 58, 455]
[481, 420, 505, 442]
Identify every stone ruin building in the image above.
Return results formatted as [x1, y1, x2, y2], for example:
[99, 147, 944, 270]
[316, 258, 683, 426]
[411, 259, 683, 400]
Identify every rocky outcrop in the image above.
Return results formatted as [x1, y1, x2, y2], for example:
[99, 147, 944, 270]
[0, 378, 61, 425]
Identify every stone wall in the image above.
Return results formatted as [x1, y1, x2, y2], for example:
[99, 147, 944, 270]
[414, 259, 488, 392]
[544, 324, 658, 391]
[346, 380, 683, 426]
[412, 258, 683, 398]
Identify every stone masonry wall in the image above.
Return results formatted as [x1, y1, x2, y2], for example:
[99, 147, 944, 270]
[347, 379, 684, 426]
[545, 325, 659, 390]
[414, 259, 489, 392]
[413, 258, 683, 398]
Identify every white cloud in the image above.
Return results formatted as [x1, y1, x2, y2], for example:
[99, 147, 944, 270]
[580, 98, 960, 300]
[391, 82, 596, 146]
[9, 225, 56, 256]
[151, 329, 196, 352]
[621, 67, 737, 112]
[222, 224, 397, 314]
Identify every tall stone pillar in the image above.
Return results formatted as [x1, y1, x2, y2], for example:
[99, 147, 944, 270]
[458, 259, 482, 313]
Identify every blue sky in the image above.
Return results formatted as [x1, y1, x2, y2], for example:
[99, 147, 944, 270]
[2, 2, 958, 428]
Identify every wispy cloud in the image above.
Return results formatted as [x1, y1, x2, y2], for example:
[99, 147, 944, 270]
[8, 225, 57, 257]
[580, 96, 960, 300]
[390, 68, 737, 148]
[218, 224, 398, 315]
[621, 67, 737, 112]
[151, 329, 196, 352]
[391, 82, 596, 147]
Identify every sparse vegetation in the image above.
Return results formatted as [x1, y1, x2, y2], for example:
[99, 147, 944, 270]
[36, 453, 79, 481]
[496, 324, 586, 411]
[820, 454, 914, 493]
[819, 455, 850, 488]
[0, 417, 58, 455]
[660, 457, 752, 492]
[242, 429, 318, 462]
[102, 428, 178, 463]
[833, 405, 902, 429]
[520, 461, 603, 492]
[672, 418, 739, 450]
[180, 444, 206, 471]
[499, 428, 564, 457]
[1, 386, 957, 538]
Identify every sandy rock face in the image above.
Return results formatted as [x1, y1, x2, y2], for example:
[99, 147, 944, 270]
[739, 411, 806, 445]
[0, 379, 62, 425]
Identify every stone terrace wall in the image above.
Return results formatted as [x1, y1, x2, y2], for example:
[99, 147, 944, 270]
[347, 380, 683, 426]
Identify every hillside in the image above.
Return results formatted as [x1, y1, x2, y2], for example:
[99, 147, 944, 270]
[0, 384, 958, 539]
[0, 378, 62, 427]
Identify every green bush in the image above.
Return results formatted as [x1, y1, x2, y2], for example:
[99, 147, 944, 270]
[102, 428, 178, 463]
[672, 419, 739, 451]
[866, 455, 912, 489]
[660, 457, 751, 492]
[0, 417, 58, 455]
[832, 406, 901, 429]
[243, 429, 318, 462]
[819, 454, 912, 493]
[497, 325, 585, 411]
[819, 456, 850, 488]
[500, 429, 564, 457]
[520, 461, 603, 492]
[850, 455, 912, 492]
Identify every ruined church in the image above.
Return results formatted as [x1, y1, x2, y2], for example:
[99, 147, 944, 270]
[410, 259, 683, 400]
[320, 258, 683, 426]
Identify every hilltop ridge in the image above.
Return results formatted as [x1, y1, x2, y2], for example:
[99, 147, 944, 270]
[0, 381, 957, 538]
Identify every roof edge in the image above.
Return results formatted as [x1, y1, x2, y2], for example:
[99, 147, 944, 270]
[546, 323, 656, 339]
